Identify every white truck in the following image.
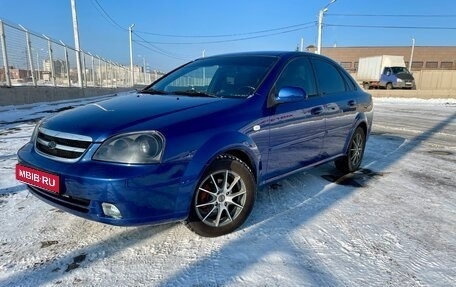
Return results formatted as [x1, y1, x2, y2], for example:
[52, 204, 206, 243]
[357, 55, 415, 90]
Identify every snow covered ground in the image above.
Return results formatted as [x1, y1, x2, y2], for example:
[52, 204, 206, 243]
[0, 95, 455, 286]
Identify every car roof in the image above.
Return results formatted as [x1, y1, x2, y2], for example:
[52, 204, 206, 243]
[203, 51, 309, 58]
[199, 51, 332, 63]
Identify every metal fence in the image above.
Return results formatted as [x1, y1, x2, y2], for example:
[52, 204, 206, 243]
[0, 19, 161, 88]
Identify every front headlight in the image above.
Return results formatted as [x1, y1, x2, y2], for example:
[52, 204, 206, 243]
[93, 131, 165, 164]
[397, 78, 403, 82]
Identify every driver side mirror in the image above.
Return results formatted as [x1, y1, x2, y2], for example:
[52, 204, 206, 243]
[275, 86, 307, 104]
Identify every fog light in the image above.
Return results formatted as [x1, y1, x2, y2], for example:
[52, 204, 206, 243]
[102, 203, 122, 219]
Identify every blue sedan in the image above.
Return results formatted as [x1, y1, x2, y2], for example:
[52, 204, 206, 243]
[17, 51, 373, 237]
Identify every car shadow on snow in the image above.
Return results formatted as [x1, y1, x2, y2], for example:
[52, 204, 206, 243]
[153, 112, 456, 286]
[243, 132, 404, 232]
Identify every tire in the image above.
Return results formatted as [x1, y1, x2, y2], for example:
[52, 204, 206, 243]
[335, 127, 366, 173]
[386, 82, 393, 90]
[363, 82, 370, 90]
[185, 155, 256, 237]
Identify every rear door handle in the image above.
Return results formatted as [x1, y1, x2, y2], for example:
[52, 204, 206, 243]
[348, 100, 357, 107]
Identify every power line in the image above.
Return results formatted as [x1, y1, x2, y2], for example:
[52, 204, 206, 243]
[327, 13, 456, 18]
[134, 40, 185, 60]
[91, 0, 127, 31]
[132, 22, 315, 60]
[134, 23, 316, 45]
[133, 32, 190, 60]
[90, 0, 188, 61]
[84, 2, 315, 53]
[135, 22, 316, 38]
[326, 23, 456, 30]
[87, 1, 316, 43]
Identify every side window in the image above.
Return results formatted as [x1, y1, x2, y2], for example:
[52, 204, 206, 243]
[341, 70, 357, 91]
[383, 67, 391, 75]
[275, 57, 317, 97]
[312, 58, 347, 95]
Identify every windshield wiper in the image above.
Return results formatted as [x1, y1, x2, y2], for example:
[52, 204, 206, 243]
[172, 90, 218, 98]
[138, 89, 167, 95]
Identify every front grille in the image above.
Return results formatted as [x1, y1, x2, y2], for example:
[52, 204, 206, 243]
[35, 127, 92, 162]
[28, 185, 90, 213]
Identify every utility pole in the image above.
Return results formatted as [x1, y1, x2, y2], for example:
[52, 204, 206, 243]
[129, 24, 135, 86]
[43, 34, 56, 87]
[409, 37, 415, 71]
[18, 24, 36, 87]
[60, 40, 71, 87]
[202, 49, 206, 85]
[70, 0, 83, 88]
[317, 0, 337, 55]
[143, 56, 146, 84]
[138, 55, 146, 84]
[0, 20, 12, 87]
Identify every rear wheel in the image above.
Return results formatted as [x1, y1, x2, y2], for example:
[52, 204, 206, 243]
[185, 155, 256, 237]
[335, 127, 366, 173]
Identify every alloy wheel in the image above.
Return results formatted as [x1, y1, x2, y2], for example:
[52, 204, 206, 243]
[195, 170, 247, 227]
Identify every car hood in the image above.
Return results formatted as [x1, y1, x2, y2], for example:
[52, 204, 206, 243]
[396, 72, 414, 81]
[41, 93, 235, 142]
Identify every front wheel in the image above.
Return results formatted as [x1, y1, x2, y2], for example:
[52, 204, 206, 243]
[185, 155, 256, 237]
[335, 127, 366, 173]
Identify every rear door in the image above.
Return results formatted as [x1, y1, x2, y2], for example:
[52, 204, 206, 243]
[310, 57, 360, 159]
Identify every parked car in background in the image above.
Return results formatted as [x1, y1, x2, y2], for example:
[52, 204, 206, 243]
[357, 55, 415, 90]
[16, 51, 373, 237]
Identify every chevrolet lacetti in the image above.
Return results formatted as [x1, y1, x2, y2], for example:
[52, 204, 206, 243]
[16, 51, 373, 237]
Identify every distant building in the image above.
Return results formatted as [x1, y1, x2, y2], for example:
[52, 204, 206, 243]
[306, 46, 456, 73]
[0, 67, 29, 81]
[43, 59, 66, 77]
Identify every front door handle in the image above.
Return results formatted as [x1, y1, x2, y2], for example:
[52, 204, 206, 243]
[311, 107, 324, 115]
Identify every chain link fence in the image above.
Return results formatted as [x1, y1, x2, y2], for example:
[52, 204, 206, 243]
[0, 19, 161, 88]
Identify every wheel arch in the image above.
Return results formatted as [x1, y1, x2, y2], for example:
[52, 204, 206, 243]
[342, 115, 369, 155]
[182, 131, 262, 189]
[221, 149, 257, 181]
[357, 121, 368, 138]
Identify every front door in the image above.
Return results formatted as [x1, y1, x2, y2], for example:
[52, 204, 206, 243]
[265, 57, 325, 181]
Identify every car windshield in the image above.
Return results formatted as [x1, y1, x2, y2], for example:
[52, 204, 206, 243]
[146, 55, 278, 98]
[391, 66, 410, 74]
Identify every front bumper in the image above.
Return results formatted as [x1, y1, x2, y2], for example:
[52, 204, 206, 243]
[394, 81, 415, 89]
[17, 142, 195, 226]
